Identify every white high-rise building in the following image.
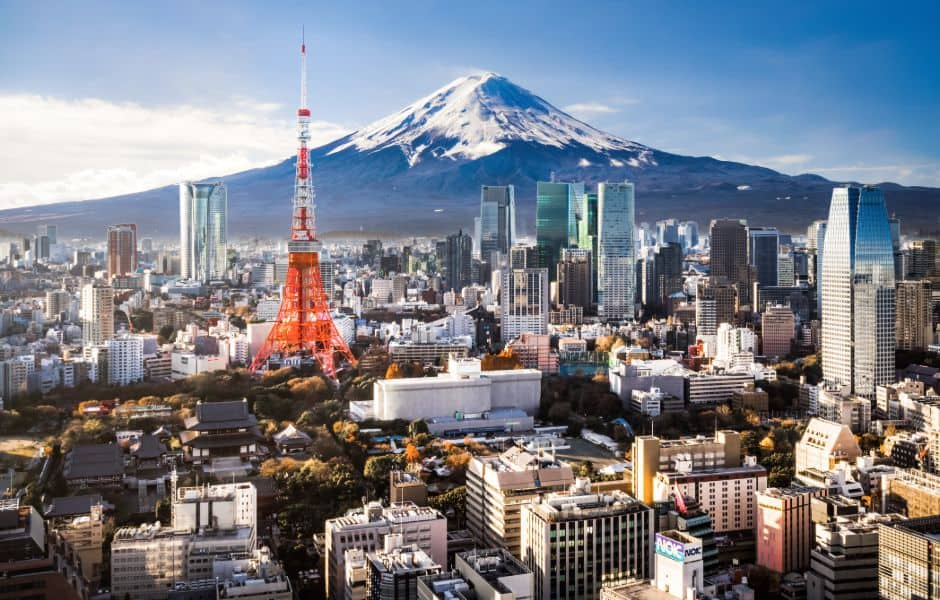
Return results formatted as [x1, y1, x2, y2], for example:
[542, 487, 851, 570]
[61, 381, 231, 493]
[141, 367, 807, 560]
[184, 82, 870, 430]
[821, 185, 895, 398]
[598, 182, 636, 321]
[106, 333, 144, 385]
[80, 283, 114, 346]
[500, 268, 549, 341]
[180, 181, 227, 283]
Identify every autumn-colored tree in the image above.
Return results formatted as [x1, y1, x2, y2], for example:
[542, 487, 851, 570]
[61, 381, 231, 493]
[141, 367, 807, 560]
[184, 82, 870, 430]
[405, 443, 421, 464]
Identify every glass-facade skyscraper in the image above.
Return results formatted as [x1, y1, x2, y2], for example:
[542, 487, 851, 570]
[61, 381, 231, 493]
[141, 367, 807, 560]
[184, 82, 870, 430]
[821, 185, 895, 398]
[598, 181, 636, 321]
[749, 227, 780, 288]
[535, 181, 579, 281]
[180, 181, 227, 283]
[479, 185, 515, 264]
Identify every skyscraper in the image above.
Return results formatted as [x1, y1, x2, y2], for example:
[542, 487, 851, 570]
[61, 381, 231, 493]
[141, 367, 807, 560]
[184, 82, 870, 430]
[657, 218, 680, 245]
[578, 191, 599, 300]
[678, 221, 699, 251]
[896, 280, 933, 351]
[652, 242, 684, 309]
[106, 223, 137, 278]
[535, 181, 578, 281]
[81, 283, 114, 345]
[597, 182, 636, 321]
[821, 185, 896, 398]
[479, 185, 515, 264]
[557, 247, 593, 312]
[749, 227, 780, 287]
[807, 219, 827, 316]
[180, 181, 227, 283]
[696, 278, 738, 336]
[500, 268, 549, 341]
[444, 230, 473, 292]
[709, 219, 750, 304]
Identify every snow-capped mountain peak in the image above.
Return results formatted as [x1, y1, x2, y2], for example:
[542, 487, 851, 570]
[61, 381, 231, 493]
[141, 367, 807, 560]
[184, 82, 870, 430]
[328, 72, 649, 165]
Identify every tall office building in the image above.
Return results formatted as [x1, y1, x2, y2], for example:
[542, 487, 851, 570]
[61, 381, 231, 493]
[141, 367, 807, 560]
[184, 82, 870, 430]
[807, 220, 827, 316]
[557, 247, 593, 311]
[657, 219, 680, 245]
[521, 485, 654, 600]
[37, 224, 57, 245]
[106, 224, 137, 278]
[678, 220, 699, 251]
[80, 283, 114, 345]
[777, 250, 795, 287]
[597, 182, 636, 321]
[535, 181, 578, 281]
[500, 268, 549, 341]
[821, 185, 895, 398]
[479, 185, 515, 264]
[896, 279, 933, 351]
[879, 516, 940, 600]
[762, 304, 796, 358]
[755, 486, 825, 574]
[44, 289, 71, 321]
[652, 242, 683, 309]
[444, 230, 473, 291]
[749, 227, 780, 287]
[695, 278, 737, 336]
[578, 191, 599, 300]
[466, 447, 574, 558]
[510, 244, 539, 270]
[106, 333, 144, 386]
[180, 181, 227, 283]
[908, 240, 938, 279]
[709, 219, 750, 305]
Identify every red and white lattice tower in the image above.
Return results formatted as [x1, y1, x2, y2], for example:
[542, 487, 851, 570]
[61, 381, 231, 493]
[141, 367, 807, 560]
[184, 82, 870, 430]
[249, 35, 356, 379]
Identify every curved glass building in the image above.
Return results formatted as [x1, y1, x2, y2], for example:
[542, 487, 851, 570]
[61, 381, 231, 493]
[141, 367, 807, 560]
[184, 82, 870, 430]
[821, 185, 895, 398]
[180, 181, 227, 283]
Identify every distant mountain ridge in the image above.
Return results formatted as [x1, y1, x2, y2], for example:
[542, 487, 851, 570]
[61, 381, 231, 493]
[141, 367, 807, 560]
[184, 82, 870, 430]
[2, 72, 938, 239]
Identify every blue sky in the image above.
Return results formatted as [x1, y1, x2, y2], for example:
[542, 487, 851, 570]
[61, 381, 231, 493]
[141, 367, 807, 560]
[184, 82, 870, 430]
[1, 0, 938, 207]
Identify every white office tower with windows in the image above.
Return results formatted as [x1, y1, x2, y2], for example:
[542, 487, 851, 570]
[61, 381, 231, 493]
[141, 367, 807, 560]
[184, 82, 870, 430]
[500, 267, 549, 341]
[180, 181, 228, 283]
[597, 181, 636, 321]
[821, 185, 896, 398]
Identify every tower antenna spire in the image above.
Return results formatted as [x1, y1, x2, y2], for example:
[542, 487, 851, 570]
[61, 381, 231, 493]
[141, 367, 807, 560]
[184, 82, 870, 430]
[249, 29, 356, 380]
[301, 26, 307, 110]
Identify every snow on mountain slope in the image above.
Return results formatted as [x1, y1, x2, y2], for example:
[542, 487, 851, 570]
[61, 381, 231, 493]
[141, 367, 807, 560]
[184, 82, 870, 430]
[327, 72, 655, 166]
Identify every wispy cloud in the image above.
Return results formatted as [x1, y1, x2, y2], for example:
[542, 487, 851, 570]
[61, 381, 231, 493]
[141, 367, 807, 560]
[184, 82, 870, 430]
[563, 101, 618, 117]
[0, 94, 350, 210]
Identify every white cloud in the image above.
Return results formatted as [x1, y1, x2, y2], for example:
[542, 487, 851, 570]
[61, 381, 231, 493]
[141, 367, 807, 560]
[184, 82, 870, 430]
[563, 101, 618, 116]
[0, 94, 350, 210]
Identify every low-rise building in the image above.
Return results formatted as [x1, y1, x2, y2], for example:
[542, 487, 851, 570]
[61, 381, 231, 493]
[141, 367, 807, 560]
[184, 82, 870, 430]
[63, 443, 124, 488]
[418, 548, 534, 600]
[325, 502, 447, 600]
[653, 456, 767, 533]
[806, 511, 905, 600]
[795, 418, 861, 475]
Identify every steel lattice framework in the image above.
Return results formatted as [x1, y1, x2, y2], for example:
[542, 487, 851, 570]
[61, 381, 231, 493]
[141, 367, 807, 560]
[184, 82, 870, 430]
[249, 35, 356, 380]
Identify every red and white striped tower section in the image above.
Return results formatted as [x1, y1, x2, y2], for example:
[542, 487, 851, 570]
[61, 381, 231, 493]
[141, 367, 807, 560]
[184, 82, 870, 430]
[249, 35, 356, 379]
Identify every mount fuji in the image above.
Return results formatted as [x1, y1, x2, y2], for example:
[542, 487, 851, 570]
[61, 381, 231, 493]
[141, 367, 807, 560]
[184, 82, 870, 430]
[3, 72, 937, 238]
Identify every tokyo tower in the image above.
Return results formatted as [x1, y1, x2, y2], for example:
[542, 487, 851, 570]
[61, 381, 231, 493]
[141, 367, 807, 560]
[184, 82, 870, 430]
[249, 35, 356, 379]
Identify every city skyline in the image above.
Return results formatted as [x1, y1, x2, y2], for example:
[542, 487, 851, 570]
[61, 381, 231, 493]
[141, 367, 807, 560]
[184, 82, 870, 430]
[2, 1, 940, 212]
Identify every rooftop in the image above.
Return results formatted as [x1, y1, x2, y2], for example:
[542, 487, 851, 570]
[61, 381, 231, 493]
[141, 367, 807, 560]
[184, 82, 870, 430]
[528, 489, 649, 522]
[64, 443, 124, 479]
[184, 399, 258, 431]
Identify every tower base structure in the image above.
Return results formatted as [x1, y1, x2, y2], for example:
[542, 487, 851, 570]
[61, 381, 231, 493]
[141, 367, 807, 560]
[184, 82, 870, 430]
[249, 250, 355, 380]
